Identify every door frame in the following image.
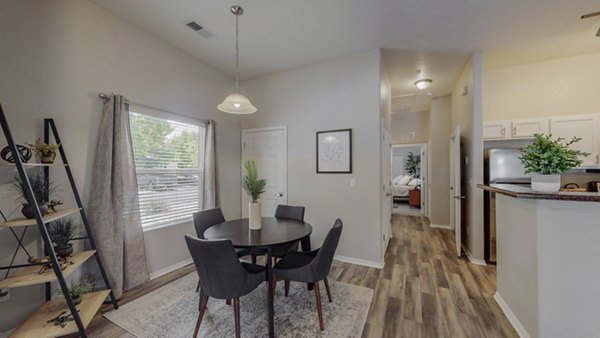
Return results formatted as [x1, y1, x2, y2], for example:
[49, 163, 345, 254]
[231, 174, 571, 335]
[241, 126, 288, 216]
[390, 142, 429, 217]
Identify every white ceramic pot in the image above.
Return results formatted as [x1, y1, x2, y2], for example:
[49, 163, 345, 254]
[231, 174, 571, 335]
[249, 202, 262, 230]
[531, 173, 561, 193]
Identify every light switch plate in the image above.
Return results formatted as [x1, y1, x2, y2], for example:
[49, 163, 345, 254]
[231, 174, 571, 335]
[350, 178, 356, 187]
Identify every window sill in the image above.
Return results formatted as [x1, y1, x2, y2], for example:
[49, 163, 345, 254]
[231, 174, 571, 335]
[142, 218, 192, 232]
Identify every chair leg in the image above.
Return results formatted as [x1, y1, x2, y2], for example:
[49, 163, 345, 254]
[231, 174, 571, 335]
[226, 299, 232, 305]
[194, 294, 209, 338]
[323, 277, 333, 303]
[272, 278, 277, 296]
[196, 279, 201, 292]
[233, 298, 241, 338]
[251, 254, 257, 265]
[198, 289, 205, 311]
[284, 280, 290, 297]
[314, 281, 325, 331]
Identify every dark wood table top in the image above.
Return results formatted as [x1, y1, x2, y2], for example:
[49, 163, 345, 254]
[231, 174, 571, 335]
[203, 217, 312, 248]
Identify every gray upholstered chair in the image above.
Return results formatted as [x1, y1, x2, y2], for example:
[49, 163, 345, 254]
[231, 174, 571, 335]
[193, 208, 252, 292]
[250, 204, 306, 264]
[185, 235, 266, 338]
[272, 219, 343, 331]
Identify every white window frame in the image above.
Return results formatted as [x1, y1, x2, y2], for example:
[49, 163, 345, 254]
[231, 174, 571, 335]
[128, 105, 207, 231]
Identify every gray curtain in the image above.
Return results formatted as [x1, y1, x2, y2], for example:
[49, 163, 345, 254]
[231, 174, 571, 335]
[202, 120, 218, 209]
[88, 94, 149, 299]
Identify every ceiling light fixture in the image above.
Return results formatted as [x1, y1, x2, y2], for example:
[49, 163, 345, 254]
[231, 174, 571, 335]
[581, 11, 600, 37]
[414, 79, 432, 90]
[218, 5, 257, 114]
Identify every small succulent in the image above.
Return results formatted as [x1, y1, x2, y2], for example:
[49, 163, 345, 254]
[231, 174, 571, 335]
[47, 218, 77, 247]
[69, 278, 93, 299]
[12, 174, 53, 204]
[28, 138, 60, 157]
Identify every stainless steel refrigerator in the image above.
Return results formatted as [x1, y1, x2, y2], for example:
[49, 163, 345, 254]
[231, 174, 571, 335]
[484, 149, 531, 263]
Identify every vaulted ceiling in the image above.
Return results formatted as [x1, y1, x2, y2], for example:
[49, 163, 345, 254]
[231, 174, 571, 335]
[90, 0, 600, 113]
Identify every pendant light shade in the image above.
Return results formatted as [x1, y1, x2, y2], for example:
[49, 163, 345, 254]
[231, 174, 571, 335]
[218, 5, 257, 114]
[217, 93, 257, 114]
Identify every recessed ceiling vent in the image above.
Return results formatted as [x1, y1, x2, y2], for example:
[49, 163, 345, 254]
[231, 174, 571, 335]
[185, 20, 214, 38]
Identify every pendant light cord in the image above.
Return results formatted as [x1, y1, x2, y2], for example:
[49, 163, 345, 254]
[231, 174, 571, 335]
[235, 12, 240, 92]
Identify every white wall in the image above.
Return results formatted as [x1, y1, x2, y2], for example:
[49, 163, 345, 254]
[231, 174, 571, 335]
[241, 50, 384, 266]
[484, 52, 600, 121]
[450, 54, 485, 260]
[0, 0, 240, 330]
[391, 111, 430, 144]
[428, 95, 451, 226]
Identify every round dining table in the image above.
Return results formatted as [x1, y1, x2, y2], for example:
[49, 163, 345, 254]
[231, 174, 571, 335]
[203, 216, 313, 338]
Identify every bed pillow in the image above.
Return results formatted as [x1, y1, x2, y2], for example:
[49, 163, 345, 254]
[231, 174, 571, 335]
[398, 175, 412, 185]
[408, 178, 420, 186]
[392, 175, 404, 185]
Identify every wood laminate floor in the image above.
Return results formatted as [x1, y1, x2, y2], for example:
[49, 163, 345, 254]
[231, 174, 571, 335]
[81, 214, 517, 337]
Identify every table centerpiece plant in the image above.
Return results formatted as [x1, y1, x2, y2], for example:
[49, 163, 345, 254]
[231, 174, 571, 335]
[242, 159, 266, 230]
[519, 133, 589, 192]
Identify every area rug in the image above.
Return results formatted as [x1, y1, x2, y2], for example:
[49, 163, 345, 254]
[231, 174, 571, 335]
[104, 272, 373, 337]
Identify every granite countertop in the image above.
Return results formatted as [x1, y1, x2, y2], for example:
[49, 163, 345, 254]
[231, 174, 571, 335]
[477, 183, 600, 202]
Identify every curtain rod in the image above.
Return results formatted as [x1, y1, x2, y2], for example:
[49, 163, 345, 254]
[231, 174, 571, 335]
[98, 93, 211, 124]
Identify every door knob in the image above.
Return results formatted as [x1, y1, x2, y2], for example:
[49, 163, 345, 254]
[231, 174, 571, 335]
[453, 195, 466, 200]
[275, 192, 283, 197]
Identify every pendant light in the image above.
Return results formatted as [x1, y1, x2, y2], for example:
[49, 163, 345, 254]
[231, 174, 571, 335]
[218, 5, 257, 114]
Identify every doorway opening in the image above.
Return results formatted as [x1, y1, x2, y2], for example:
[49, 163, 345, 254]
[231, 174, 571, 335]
[391, 143, 427, 216]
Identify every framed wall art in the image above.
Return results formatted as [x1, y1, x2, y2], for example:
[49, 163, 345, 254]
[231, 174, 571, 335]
[316, 128, 352, 173]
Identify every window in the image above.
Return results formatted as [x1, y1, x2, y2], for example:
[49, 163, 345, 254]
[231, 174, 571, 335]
[129, 108, 206, 229]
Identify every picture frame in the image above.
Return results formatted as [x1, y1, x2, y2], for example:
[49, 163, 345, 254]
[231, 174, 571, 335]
[316, 128, 352, 173]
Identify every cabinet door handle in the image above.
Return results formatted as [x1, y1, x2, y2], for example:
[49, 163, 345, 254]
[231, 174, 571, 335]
[512, 126, 517, 136]
[501, 127, 505, 136]
[595, 154, 599, 165]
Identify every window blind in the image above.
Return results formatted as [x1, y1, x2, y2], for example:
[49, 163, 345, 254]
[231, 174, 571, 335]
[129, 111, 206, 228]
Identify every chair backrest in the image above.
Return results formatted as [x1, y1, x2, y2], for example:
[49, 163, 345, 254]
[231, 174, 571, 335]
[185, 235, 249, 299]
[311, 219, 343, 280]
[193, 208, 225, 239]
[274, 204, 305, 222]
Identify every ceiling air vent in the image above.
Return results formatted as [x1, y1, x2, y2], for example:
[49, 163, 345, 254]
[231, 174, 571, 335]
[185, 20, 214, 38]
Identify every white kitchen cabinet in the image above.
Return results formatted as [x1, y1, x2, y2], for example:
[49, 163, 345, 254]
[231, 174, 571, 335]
[483, 121, 510, 140]
[549, 114, 600, 168]
[510, 118, 549, 139]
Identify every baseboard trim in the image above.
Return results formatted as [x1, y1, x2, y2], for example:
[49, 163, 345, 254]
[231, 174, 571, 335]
[149, 258, 193, 280]
[462, 244, 487, 265]
[334, 255, 384, 269]
[494, 292, 531, 338]
[430, 223, 453, 229]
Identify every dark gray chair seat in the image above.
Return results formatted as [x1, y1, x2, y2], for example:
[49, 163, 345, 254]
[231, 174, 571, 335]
[273, 219, 343, 331]
[185, 235, 266, 338]
[193, 208, 252, 292]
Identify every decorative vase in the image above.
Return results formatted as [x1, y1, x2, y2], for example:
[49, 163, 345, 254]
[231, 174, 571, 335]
[54, 243, 73, 258]
[21, 203, 49, 219]
[40, 153, 56, 164]
[72, 295, 82, 305]
[249, 202, 262, 230]
[531, 173, 561, 193]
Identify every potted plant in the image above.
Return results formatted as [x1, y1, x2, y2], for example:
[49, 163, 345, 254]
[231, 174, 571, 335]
[12, 174, 53, 218]
[242, 160, 266, 230]
[405, 152, 421, 178]
[68, 278, 93, 305]
[47, 218, 78, 258]
[519, 133, 589, 193]
[28, 138, 60, 164]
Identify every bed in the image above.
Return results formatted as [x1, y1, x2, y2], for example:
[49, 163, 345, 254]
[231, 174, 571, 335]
[392, 175, 420, 201]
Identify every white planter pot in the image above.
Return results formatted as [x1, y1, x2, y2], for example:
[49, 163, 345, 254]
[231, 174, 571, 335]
[531, 173, 561, 193]
[249, 202, 262, 230]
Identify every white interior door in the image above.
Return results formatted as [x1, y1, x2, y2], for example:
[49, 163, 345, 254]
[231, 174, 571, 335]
[241, 127, 287, 217]
[381, 120, 392, 257]
[450, 125, 462, 257]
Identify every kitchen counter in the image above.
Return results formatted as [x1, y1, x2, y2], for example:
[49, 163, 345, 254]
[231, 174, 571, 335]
[478, 183, 600, 202]
[478, 184, 600, 338]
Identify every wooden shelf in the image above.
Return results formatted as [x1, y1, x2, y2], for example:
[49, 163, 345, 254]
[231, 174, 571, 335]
[0, 208, 81, 228]
[9, 290, 110, 338]
[0, 251, 95, 289]
[0, 162, 67, 167]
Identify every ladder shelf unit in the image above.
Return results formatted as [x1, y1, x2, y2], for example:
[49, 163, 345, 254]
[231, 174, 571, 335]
[0, 104, 118, 338]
